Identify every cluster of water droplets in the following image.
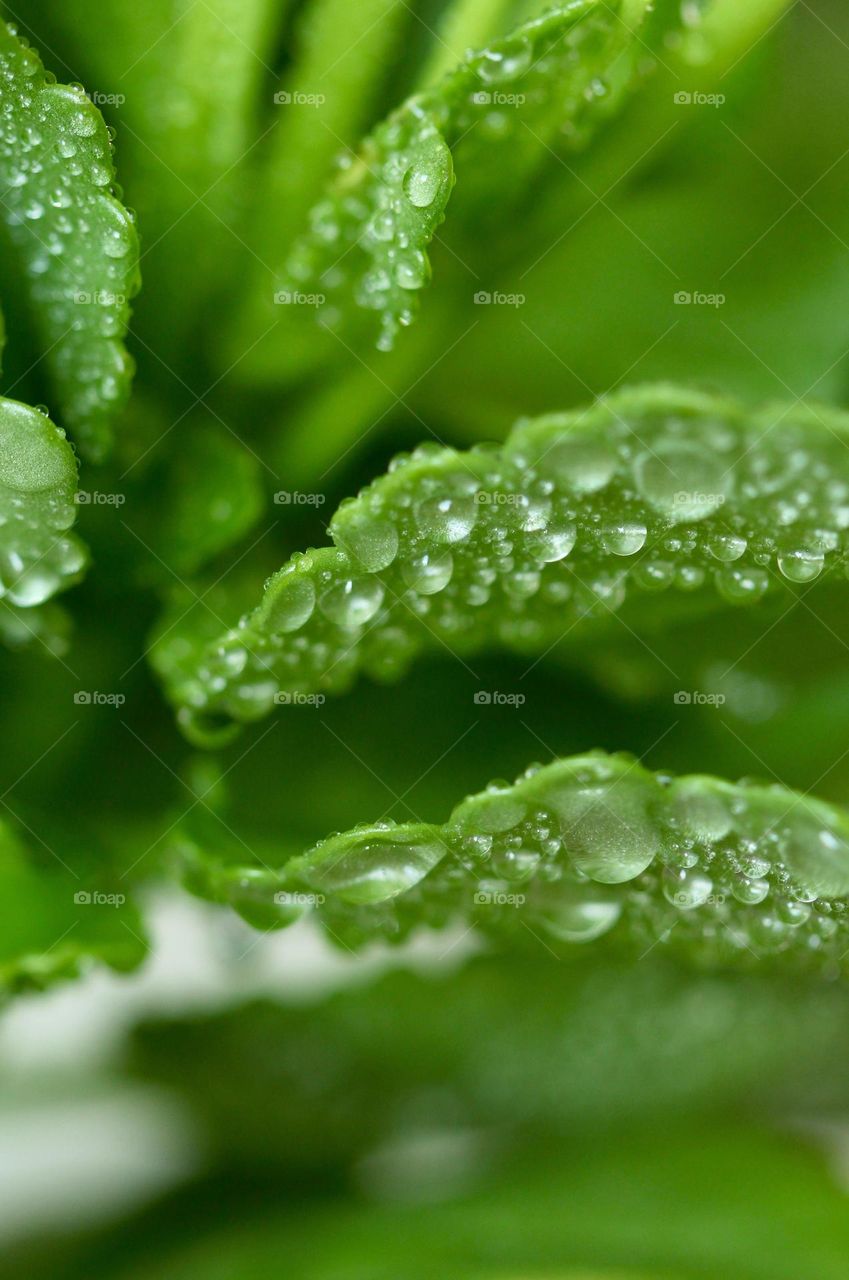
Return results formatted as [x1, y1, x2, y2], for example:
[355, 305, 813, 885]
[0, 397, 86, 607]
[0, 24, 139, 459]
[180, 751, 849, 971]
[279, 3, 630, 350]
[158, 389, 849, 739]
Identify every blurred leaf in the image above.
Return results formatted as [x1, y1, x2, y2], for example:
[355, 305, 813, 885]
[0, 395, 86, 613]
[0, 21, 139, 459]
[0, 816, 145, 992]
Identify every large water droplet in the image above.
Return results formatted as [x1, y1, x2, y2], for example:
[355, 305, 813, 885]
[777, 545, 825, 583]
[401, 549, 453, 594]
[716, 565, 769, 604]
[403, 164, 440, 208]
[779, 805, 849, 897]
[416, 494, 477, 543]
[526, 520, 576, 562]
[547, 773, 660, 884]
[302, 828, 446, 904]
[599, 520, 647, 556]
[477, 36, 532, 83]
[534, 883, 622, 942]
[634, 442, 730, 523]
[320, 576, 385, 627]
[334, 513, 398, 571]
[260, 569, 316, 634]
[663, 866, 714, 909]
[536, 432, 616, 494]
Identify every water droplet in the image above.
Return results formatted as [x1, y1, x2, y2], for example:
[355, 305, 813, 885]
[732, 874, 770, 905]
[548, 772, 660, 883]
[416, 494, 477, 543]
[259, 570, 316, 634]
[403, 164, 440, 208]
[664, 866, 713, 909]
[526, 520, 576, 562]
[320, 576, 385, 627]
[777, 545, 825, 583]
[634, 441, 730, 523]
[477, 36, 532, 84]
[7, 566, 60, 606]
[779, 807, 849, 897]
[708, 533, 747, 562]
[716, 565, 769, 604]
[599, 520, 647, 556]
[303, 828, 446, 904]
[334, 514, 398, 571]
[536, 432, 616, 494]
[535, 884, 622, 942]
[401, 550, 453, 594]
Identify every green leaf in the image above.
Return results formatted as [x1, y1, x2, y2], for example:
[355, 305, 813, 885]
[139, 420, 266, 578]
[0, 21, 140, 460]
[172, 748, 849, 974]
[0, 394, 86, 610]
[243, 0, 651, 371]
[26, 0, 284, 359]
[0, 815, 145, 993]
[152, 385, 849, 740]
